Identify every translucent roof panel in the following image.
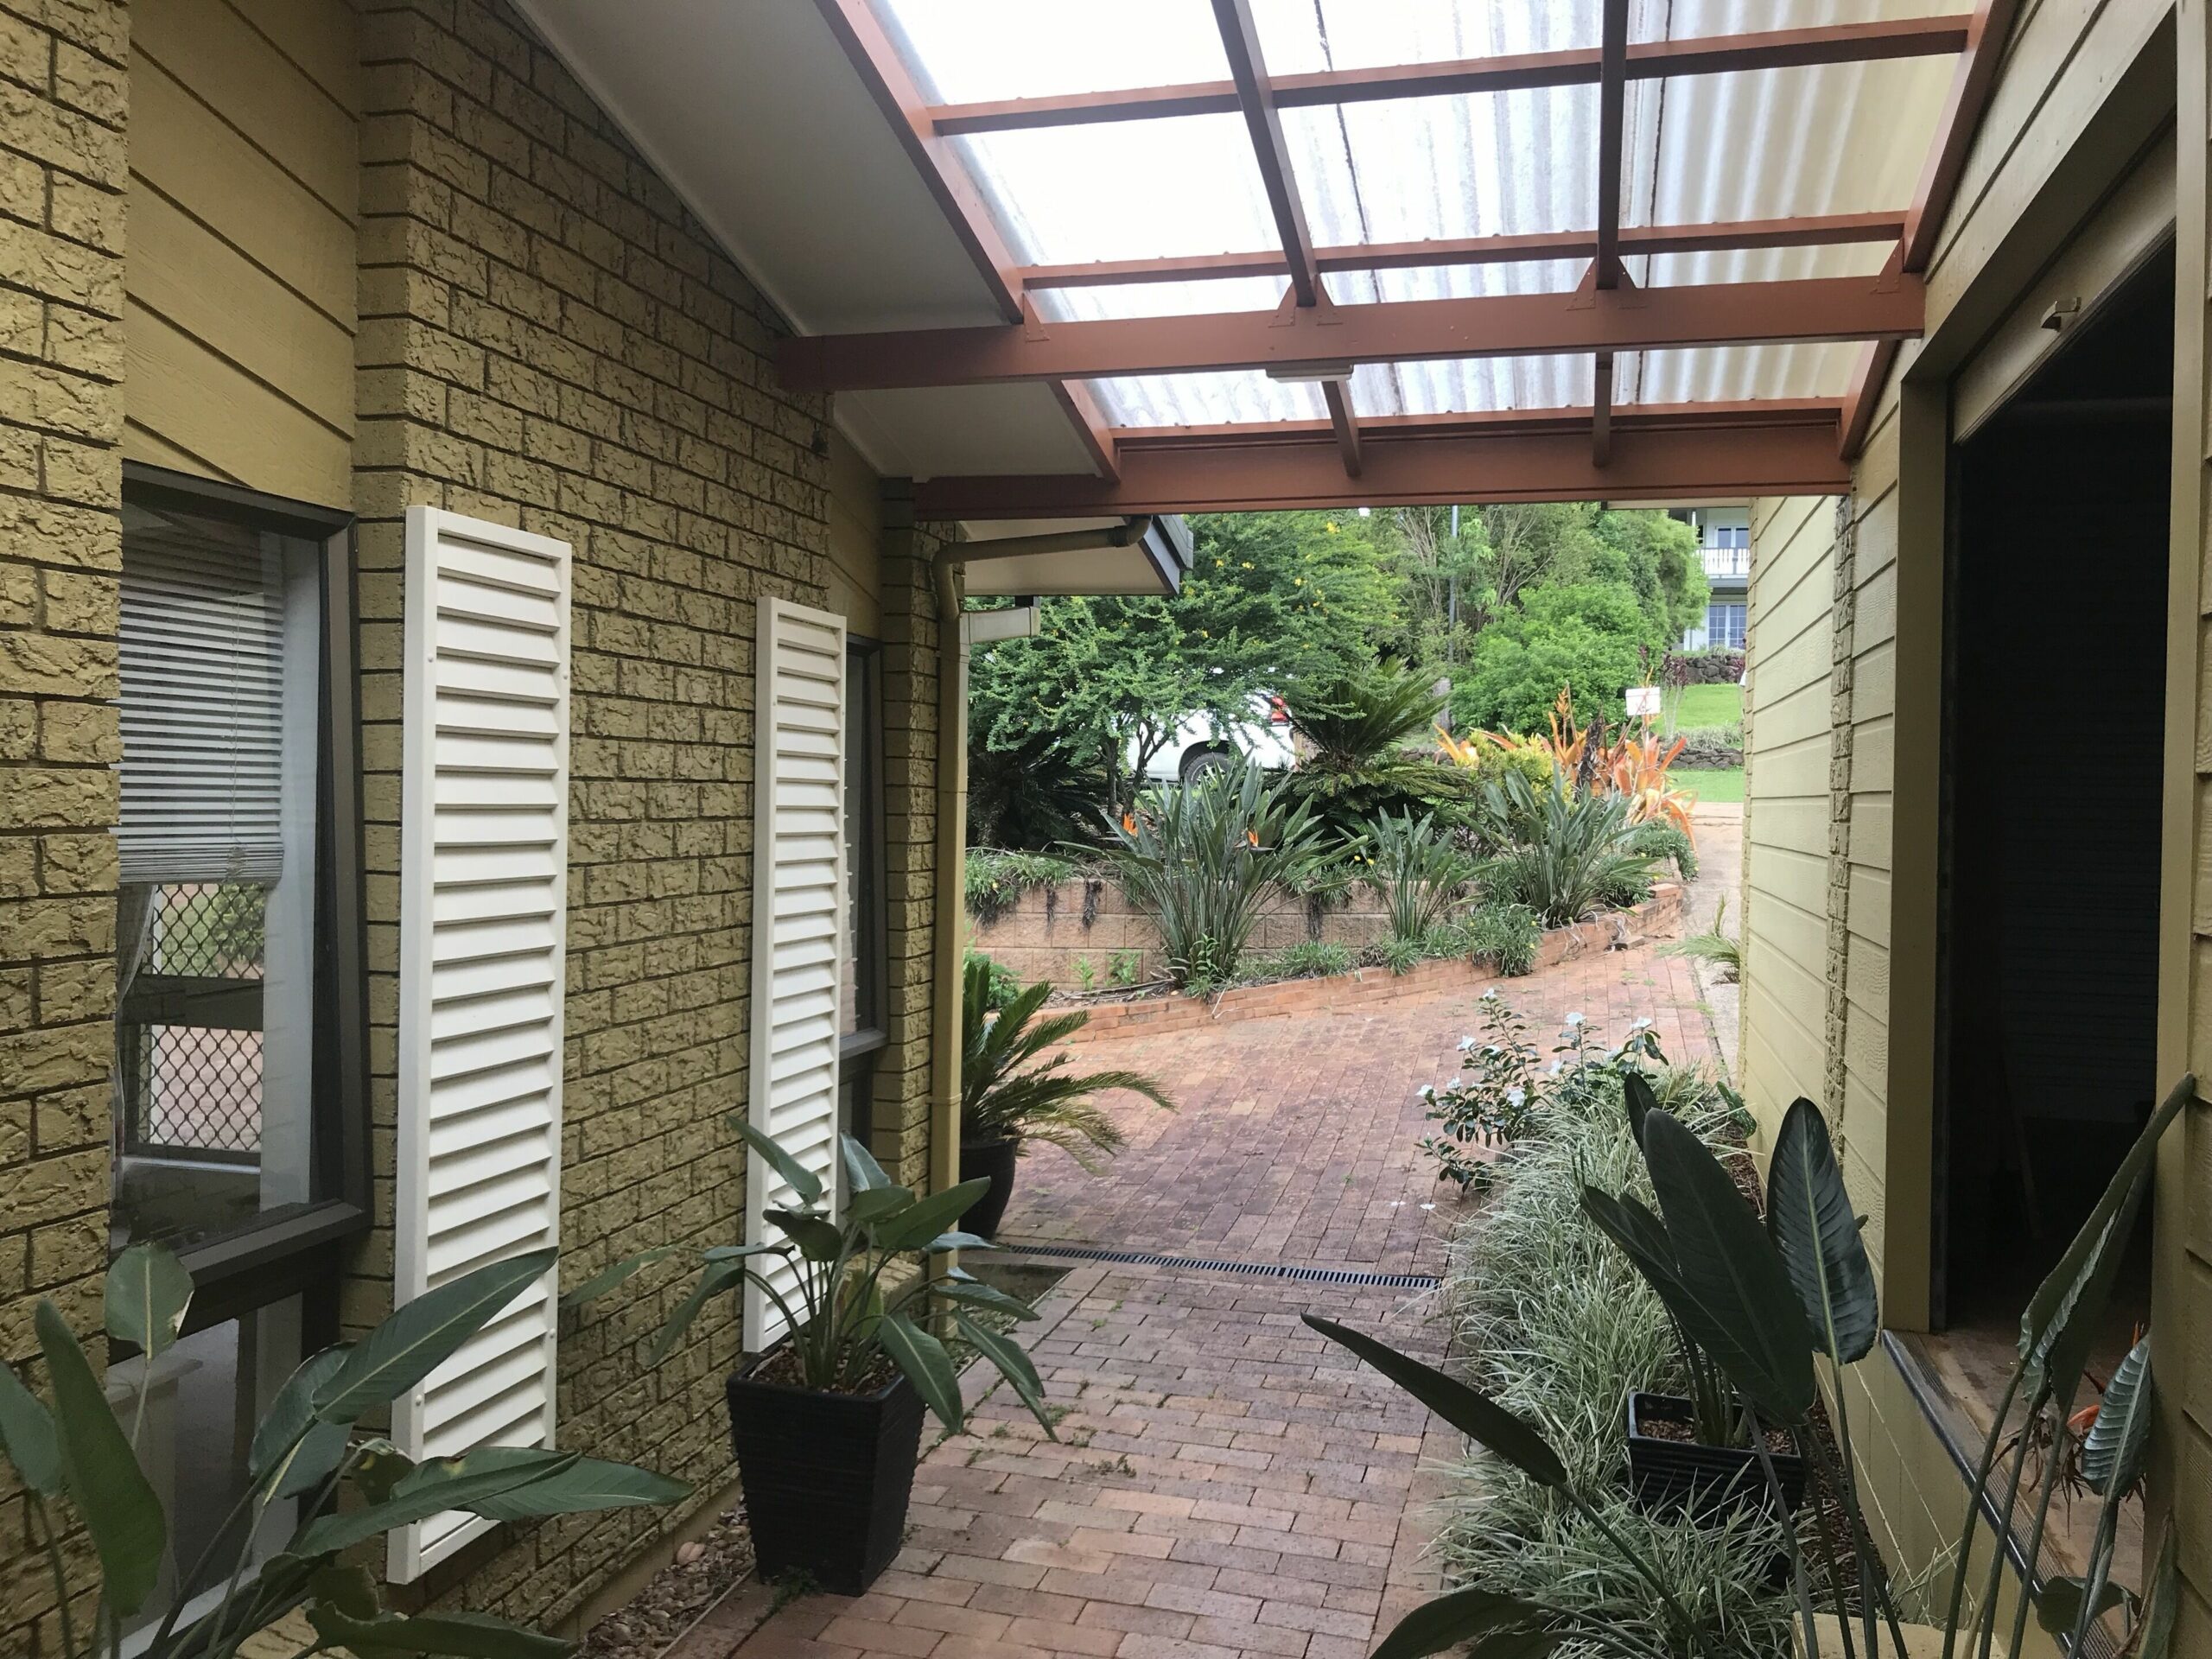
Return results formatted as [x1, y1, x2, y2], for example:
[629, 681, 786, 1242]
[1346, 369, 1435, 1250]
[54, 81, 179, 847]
[877, 0, 1961, 435]
[882, 0, 1226, 103]
[952, 118, 1279, 266]
[1282, 89, 1599, 251]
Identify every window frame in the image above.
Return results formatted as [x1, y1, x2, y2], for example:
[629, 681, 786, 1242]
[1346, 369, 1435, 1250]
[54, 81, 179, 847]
[118, 463, 372, 1332]
[839, 633, 889, 1157]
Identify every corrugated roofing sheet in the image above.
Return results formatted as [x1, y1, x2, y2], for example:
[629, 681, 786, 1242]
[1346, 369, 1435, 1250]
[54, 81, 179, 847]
[880, 0, 1955, 425]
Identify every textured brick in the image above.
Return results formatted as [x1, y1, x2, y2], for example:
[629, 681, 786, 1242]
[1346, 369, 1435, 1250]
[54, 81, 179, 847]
[340, 0, 948, 1633]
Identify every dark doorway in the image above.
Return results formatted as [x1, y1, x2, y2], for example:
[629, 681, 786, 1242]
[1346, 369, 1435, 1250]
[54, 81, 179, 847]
[1933, 243, 2172, 1396]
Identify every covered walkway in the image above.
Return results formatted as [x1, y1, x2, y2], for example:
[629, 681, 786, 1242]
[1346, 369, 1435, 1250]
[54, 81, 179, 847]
[668, 930, 1726, 1659]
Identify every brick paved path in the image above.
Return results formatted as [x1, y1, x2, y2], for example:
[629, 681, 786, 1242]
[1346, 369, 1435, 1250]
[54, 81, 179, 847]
[682, 944, 1718, 1659]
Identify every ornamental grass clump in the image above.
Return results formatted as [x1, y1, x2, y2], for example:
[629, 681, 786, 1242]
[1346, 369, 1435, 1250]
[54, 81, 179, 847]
[1423, 1004, 1790, 1656]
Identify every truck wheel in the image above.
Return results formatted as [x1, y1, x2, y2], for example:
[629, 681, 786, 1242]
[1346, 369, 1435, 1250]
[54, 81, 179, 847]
[1180, 747, 1236, 783]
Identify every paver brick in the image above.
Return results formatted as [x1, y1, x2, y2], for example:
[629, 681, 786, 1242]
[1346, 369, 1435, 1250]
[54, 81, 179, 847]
[713, 950, 1719, 1659]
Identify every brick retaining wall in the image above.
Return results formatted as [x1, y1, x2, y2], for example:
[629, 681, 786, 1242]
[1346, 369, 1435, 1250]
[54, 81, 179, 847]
[1050, 883, 1683, 1044]
[969, 878, 1395, 989]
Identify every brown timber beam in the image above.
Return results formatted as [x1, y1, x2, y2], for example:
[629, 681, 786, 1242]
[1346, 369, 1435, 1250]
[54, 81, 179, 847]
[1591, 0, 1630, 465]
[928, 17, 1972, 134]
[1016, 213, 1909, 289]
[914, 420, 1852, 517]
[1839, 0, 2020, 459]
[1208, 0, 1362, 476]
[1108, 400, 1844, 447]
[811, 0, 1119, 480]
[778, 276, 1926, 392]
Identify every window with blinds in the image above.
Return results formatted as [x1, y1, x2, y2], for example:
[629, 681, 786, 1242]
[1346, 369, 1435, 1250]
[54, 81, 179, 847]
[118, 517, 288, 886]
[113, 498, 327, 1254]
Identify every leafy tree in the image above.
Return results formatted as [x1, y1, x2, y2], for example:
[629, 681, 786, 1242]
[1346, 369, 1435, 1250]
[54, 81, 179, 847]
[1592, 508, 1707, 648]
[969, 512, 1393, 812]
[1452, 583, 1650, 734]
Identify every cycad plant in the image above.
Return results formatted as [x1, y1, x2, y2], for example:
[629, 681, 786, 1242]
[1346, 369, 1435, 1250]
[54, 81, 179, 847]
[1100, 760, 1328, 988]
[1366, 809, 1478, 944]
[1282, 662, 1476, 844]
[961, 956, 1173, 1167]
[1475, 769, 1657, 927]
[1310, 1077, 2190, 1659]
[0, 1245, 684, 1659]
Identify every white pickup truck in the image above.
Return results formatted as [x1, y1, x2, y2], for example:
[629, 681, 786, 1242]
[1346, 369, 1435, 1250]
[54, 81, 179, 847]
[1135, 692, 1299, 783]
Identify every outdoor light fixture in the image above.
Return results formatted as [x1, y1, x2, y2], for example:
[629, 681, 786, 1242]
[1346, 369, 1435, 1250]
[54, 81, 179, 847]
[1263, 362, 1357, 384]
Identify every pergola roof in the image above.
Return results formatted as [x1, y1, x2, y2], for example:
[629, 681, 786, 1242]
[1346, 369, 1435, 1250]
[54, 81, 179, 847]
[517, 0, 2012, 519]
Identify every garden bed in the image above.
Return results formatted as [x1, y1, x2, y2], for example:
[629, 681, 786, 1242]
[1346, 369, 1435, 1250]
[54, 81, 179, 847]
[1051, 882, 1682, 1045]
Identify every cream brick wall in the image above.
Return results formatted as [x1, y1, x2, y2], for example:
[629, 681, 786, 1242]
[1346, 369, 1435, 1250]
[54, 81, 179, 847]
[346, 0, 944, 1625]
[0, 2, 126, 1654]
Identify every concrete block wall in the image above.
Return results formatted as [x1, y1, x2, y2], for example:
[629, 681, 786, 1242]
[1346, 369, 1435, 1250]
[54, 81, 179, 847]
[0, 2, 128, 1652]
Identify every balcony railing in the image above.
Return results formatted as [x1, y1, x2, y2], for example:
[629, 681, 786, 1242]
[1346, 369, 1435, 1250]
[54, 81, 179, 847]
[1700, 545, 1751, 579]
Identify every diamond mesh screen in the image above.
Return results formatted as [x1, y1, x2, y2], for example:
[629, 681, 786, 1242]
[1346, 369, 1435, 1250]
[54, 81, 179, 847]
[123, 883, 268, 1159]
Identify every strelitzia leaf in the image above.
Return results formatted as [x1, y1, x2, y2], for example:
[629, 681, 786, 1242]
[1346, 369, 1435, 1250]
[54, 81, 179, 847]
[879, 1312, 964, 1431]
[251, 1349, 349, 1484]
[448, 1448, 689, 1521]
[1641, 1109, 1816, 1423]
[2022, 1076, 2190, 1399]
[731, 1116, 823, 1208]
[2081, 1336, 2153, 1497]
[273, 1420, 355, 1500]
[1304, 1316, 1566, 1489]
[315, 1249, 556, 1424]
[1370, 1587, 1555, 1659]
[934, 1280, 1040, 1322]
[869, 1180, 991, 1251]
[38, 1300, 166, 1616]
[105, 1242, 194, 1361]
[764, 1210, 845, 1262]
[297, 1450, 581, 1556]
[560, 1248, 677, 1311]
[308, 1562, 382, 1618]
[842, 1135, 891, 1193]
[0, 1361, 61, 1497]
[953, 1312, 1052, 1435]
[1621, 1071, 1656, 1148]
[849, 1186, 916, 1225]
[1766, 1098, 1878, 1363]
[645, 1259, 749, 1369]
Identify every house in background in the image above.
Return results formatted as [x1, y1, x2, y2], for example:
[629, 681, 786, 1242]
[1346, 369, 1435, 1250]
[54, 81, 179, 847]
[1677, 506, 1751, 651]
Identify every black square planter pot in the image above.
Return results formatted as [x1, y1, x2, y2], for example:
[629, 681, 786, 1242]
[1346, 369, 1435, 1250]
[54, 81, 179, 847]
[1624, 1391, 1807, 1520]
[726, 1361, 927, 1595]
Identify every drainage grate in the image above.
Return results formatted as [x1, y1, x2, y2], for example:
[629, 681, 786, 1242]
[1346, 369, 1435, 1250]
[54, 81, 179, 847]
[995, 1241, 1438, 1291]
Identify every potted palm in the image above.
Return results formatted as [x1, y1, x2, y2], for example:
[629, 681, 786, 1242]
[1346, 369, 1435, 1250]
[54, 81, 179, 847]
[568, 1122, 1055, 1594]
[959, 956, 1174, 1238]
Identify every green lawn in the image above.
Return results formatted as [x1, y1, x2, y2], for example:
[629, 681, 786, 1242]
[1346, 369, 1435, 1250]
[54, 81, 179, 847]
[1673, 683, 1742, 727]
[1676, 766, 1744, 803]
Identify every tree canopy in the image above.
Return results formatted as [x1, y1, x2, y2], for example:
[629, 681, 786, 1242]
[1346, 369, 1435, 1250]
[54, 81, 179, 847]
[966, 500, 1713, 836]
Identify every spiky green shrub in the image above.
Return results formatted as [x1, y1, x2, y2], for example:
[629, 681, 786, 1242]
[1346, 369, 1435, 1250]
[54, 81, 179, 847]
[1475, 771, 1658, 927]
[1629, 818, 1698, 881]
[1367, 809, 1478, 944]
[1100, 760, 1328, 989]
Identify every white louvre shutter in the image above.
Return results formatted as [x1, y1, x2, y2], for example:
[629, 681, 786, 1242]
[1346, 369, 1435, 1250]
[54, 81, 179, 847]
[117, 518, 287, 884]
[746, 599, 847, 1351]
[391, 507, 571, 1583]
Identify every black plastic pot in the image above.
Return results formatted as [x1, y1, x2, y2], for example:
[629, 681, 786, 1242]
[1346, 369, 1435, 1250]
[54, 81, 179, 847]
[960, 1137, 1018, 1239]
[1625, 1391, 1807, 1520]
[725, 1360, 926, 1594]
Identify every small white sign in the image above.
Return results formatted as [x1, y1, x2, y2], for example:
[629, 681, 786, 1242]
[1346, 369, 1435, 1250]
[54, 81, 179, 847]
[1624, 685, 1662, 717]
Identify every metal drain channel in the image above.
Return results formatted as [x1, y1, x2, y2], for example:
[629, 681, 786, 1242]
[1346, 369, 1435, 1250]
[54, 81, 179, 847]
[995, 1241, 1438, 1291]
